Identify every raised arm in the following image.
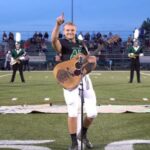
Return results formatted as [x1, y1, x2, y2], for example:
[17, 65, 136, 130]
[51, 13, 64, 53]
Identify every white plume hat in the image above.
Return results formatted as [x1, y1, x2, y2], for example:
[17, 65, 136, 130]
[15, 32, 21, 42]
[133, 28, 139, 40]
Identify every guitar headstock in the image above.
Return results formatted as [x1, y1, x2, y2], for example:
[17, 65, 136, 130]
[107, 35, 121, 45]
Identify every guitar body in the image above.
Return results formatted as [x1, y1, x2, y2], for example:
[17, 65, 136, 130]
[53, 55, 83, 90]
[53, 54, 96, 90]
[10, 58, 20, 65]
[128, 53, 139, 59]
[10, 56, 25, 66]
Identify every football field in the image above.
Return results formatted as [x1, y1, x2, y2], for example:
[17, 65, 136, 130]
[0, 71, 150, 150]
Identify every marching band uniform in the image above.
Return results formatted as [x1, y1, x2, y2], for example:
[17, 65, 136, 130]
[128, 41, 143, 83]
[10, 42, 25, 83]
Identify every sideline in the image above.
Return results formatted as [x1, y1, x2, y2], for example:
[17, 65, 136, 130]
[0, 104, 150, 114]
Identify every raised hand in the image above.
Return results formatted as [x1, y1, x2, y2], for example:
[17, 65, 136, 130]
[56, 12, 65, 26]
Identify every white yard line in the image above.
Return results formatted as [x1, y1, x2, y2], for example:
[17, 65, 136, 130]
[141, 72, 150, 76]
[105, 140, 150, 150]
[0, 73, 11, 78]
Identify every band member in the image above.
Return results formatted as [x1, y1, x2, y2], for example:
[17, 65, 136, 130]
[51, 13, 97, 150]
[10, 42, 25, 83]
[4, 50, 11, 70]
[128, 40, 143, 83]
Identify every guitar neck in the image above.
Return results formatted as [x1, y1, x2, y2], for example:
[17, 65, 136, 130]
[86, 35, 120, 57]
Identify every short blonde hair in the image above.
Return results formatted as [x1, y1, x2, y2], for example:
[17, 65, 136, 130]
[63, 22, 76, 29]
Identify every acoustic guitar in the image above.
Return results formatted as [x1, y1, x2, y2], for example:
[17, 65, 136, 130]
[10, 56, 25, 65]
[53, 54, 96, 90]
[53, 35, 120, 90]
[128, 53, 139, 59]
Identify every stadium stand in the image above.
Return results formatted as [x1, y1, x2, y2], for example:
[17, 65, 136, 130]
[0, 30, 150, 70]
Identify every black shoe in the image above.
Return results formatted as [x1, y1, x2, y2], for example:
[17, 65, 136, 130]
[128, 81, 132, 83]
[68, 144, 78, 150]
[77, 133, 93, 149]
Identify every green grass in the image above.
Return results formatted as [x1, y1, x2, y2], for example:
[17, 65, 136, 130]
[0, 114, 150, 150]
[0, 71, 63, 105]
[0, 71, 150, 150]
[0, 71, 150, 105]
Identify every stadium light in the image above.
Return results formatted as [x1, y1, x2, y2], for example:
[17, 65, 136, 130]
[71, 0, 74, 23]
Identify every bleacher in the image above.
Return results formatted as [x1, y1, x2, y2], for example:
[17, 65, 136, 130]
[26, 41, 57, 70]
[0, 30, 150, 70]
[0, 44, 5, 70]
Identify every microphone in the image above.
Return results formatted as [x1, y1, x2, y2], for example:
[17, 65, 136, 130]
[79, 56, 83, 65]
[74, 56, 84, 76]
[75, 57, 83, 70]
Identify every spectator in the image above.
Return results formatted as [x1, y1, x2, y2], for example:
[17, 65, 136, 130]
[96, 32, 102, 40]
[84, 32, 90, 41]
[4, 50, 11, 70]
[8, 32, 14, 41]
[54, 53, 62, 65]
[2, 31, 8, 42]
[126, 35, 133, 48]
[23, 52, 30, 71]
[44, 32, 49, 40]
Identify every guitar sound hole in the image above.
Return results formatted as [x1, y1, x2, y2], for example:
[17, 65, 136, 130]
[74, 69, 81, 76]
[75, 62, 82, 69]
[57, 70, 70, 83]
